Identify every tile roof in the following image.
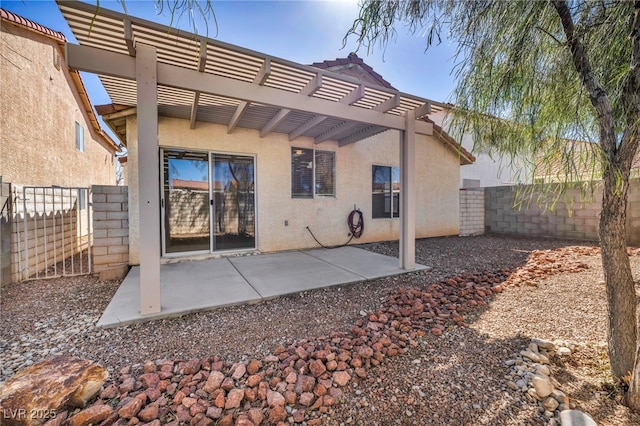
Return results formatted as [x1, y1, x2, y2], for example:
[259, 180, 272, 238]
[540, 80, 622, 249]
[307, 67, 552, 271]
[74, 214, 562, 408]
[0, 8, 66, 42]
[311, 53, 396, 90]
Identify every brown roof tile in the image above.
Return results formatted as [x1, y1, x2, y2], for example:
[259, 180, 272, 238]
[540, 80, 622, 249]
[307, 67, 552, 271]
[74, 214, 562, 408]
[311, 52, 396, 89]
[0, 8, 66, 42]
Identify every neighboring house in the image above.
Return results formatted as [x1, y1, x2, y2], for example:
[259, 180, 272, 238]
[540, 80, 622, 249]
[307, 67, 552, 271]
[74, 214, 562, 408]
[532, 139, 640, 184]
[57, 2, 476, 314]
[428, 108, 532, 188]
[0, 9, 120, 284]
[0, 9, 120, 187]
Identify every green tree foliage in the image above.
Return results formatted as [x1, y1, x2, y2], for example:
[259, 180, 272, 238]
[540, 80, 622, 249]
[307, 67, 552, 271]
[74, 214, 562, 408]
[347, 0, 640, 409]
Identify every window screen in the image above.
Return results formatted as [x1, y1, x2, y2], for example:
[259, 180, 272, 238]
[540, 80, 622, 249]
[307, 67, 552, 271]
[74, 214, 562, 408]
[291, 148, 335, 198]
[372, 165, 400, 218]
[315, 151, 335, 196]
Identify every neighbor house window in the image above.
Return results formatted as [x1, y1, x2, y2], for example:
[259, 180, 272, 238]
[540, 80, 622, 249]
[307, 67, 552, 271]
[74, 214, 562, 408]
[77, 188, 87, 211]
[75, 122, 84, 152]
[291, 148, 335, 198]
[372, 165, 400, 218]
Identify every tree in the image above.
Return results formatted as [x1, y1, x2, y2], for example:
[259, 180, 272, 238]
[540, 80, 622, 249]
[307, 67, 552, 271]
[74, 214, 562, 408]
[346, 0, 640, 408]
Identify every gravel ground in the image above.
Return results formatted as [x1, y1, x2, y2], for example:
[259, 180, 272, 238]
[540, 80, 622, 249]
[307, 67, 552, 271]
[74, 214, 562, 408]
[1, 235, 639, 425]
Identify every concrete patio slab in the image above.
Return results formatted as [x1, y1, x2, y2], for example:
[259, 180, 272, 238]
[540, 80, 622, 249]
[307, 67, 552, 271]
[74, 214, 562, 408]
[303, 246, 429, 279]
[98, 246, 429, 328]
[97, 257, 261, 327]
[228, 251, 363, 299]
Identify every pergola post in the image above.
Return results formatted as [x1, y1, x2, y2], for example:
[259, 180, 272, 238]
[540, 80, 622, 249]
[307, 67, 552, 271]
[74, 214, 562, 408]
[136, 43, 161, 314]
[400, 110, 416, 270]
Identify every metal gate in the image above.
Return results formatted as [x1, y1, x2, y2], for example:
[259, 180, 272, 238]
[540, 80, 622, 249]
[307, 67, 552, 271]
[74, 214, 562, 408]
[15, 186, 92, 280]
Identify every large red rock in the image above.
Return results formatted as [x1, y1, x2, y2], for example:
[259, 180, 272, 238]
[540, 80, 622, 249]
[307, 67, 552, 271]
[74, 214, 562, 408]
[65, 404, 113, 426]
[0, 357, 109, 426]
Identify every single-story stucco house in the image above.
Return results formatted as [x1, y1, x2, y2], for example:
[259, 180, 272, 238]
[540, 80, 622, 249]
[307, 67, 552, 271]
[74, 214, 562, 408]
[56, 1, 473, 315]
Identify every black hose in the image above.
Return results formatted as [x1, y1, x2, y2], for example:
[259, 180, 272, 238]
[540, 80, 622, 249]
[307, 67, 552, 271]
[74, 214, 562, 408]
[306, 208, 364, 249]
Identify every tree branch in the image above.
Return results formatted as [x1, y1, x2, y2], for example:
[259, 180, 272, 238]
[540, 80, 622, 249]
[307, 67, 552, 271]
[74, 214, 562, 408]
[552, 0, 617, 157]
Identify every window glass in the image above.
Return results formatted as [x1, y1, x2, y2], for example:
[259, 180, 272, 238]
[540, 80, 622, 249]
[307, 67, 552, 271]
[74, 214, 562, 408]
[372, 165, 400, 218]
[75, 122, 84, 152]
[291, 148, 313, 198]
[292, 148, 335, 198]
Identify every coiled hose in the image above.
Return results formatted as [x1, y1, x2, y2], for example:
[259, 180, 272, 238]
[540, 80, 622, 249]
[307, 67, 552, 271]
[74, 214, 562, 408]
[306, 208, 364, 249]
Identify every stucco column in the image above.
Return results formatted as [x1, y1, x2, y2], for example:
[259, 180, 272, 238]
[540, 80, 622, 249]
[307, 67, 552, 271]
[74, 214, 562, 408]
[136, 43, 161, 314]
[400, 110, 416, 270]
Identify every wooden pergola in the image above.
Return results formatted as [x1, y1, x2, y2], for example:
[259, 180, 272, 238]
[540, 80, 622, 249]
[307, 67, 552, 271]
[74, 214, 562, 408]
[58, 0, 446, 316]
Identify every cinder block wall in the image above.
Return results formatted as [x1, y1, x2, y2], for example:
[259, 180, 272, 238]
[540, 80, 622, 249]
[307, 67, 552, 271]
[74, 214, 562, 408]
[459, 188, 485, 236]
[92, 185, 129, 278]
[484, 179, 640, 245]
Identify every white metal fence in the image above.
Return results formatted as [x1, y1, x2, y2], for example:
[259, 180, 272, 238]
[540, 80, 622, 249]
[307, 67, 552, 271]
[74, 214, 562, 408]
[14, 186, 92, 280]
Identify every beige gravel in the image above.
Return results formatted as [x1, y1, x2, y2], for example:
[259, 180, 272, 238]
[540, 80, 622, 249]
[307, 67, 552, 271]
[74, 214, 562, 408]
[1, 235, 639, 425]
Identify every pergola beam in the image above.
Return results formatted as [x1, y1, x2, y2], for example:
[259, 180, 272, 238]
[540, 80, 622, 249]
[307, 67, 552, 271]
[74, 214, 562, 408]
[124, 19, 135, 56]
[67, 44, 432, 134]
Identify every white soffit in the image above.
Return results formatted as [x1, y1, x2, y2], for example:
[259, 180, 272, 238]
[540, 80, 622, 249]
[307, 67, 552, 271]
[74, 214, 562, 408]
[58, 0, 441, 144]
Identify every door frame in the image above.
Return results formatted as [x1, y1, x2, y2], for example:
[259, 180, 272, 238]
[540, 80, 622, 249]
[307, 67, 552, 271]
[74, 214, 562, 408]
[160, 147, 258, 257]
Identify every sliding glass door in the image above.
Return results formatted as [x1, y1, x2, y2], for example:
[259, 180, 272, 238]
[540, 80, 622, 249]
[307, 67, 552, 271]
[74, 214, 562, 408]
[212, 154, 255, 251]
[161, 149, 256, 255]
[162, 150, 211, 254]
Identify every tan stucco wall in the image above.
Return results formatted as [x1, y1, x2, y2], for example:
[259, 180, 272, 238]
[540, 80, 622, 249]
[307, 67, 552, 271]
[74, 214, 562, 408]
[0, 23, 115, 187]
[126, 116, 460, 263]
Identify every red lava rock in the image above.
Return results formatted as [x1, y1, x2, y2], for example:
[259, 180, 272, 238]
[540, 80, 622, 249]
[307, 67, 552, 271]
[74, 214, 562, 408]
[212, 391, 225, 408]
[293, 409, 306, 423]
[204, 371, 225, 393]
[247, 359, 261, 375]
[231, 363, 247, 380]
[66, 404, 113, 426]
[117, 397, 142, 419]
[299, 392, 315, 406]
[218, 413, 234, 426]
[285, 371, 297, 384]
[190, 402, 206, 417]
[284, 390, 297, 405]
[247, 373, 262, 387]
[294, 374, 316, 394]
[245, 386, 257, 402]
[100, 383, 119, 399]
[206, 406, 223, 419]
[323, 394, 337, 406]
[258, 381, 268, 400]
[221, 377, 235, 391]
[267, 405, 287, 423]
[183, 358, 201, 375]
[332, 371, 351, 387]
[119, 377, 136, 394]
[145, 387, 162, 402]
[139, 372, 160, 389]
[313, 383, 328, 397]
[138, 403, 159, 422]
[225, 388, 244, 410]
[248, 407, 264, 425]
[309, 359, 327, 378]
[355, 367, 366, 378]
[182, 397, 197, 408]
[235, 414, 253, 426]
[267, 390, 285, 408]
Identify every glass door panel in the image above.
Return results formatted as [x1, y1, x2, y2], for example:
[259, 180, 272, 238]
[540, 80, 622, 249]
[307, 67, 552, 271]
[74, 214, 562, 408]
[212, 154, 255, 251]
[162, 150, 211, 254]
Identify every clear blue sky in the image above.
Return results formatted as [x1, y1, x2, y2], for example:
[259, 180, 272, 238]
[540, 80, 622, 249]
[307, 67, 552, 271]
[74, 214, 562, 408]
[3, 0, 458, 139]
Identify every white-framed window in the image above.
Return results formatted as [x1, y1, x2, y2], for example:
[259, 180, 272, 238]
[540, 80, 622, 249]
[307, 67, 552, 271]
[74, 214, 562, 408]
[372, 165, 400, 218]
[291, 147, 335, 198]
[75, 122, 84, 152]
